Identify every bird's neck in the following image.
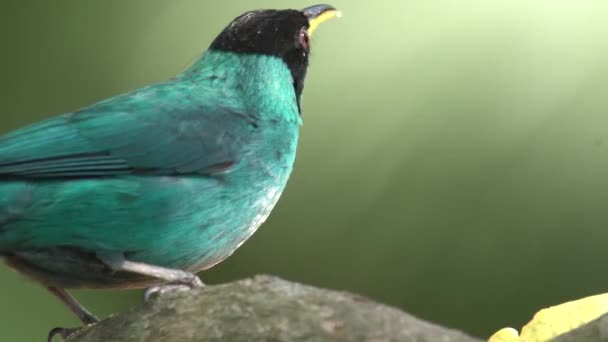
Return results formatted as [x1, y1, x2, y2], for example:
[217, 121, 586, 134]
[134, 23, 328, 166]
[180, 51, 302, 124]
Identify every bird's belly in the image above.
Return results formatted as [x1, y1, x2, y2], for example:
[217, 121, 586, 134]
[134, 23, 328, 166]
[139, 173, 288, 274]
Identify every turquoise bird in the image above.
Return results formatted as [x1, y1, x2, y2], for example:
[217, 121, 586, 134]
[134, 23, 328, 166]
[0, 4, 338, 339]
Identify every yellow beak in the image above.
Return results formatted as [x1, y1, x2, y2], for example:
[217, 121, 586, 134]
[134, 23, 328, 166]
[303, 4, 341, 37]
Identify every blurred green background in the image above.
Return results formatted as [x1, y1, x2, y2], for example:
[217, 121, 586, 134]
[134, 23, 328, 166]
[2, 0, 608, 340]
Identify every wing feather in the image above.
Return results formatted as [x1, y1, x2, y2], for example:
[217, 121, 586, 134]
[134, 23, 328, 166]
[0, 82, 256, 178]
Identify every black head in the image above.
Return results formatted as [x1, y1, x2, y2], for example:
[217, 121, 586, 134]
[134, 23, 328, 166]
[209, 5, 338, 112]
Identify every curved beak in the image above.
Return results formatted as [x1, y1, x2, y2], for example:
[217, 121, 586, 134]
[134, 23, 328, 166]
[303, 4, 340, 37]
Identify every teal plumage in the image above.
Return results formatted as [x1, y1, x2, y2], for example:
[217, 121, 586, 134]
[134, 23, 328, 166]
[0, 5, 338, 335]
[0, 51, 299, 285]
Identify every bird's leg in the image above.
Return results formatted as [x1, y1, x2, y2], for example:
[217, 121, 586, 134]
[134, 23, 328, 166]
[97, 253, 204, 301]
[46, 287, 98, 341]
[47, 287, 99, 324]
[96, 252, 204, 299]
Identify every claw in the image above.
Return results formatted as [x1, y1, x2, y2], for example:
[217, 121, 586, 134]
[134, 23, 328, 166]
[182, 274, 204, 288]
[144, 277, 205, 301]
[144, 284, 191, 301]
[47, 327, 81, 342]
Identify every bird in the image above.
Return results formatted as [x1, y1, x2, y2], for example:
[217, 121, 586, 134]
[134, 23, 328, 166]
[0, 4, 338, 340]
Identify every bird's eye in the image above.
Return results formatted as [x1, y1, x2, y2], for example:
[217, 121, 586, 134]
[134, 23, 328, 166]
[299, 27, 309, 50]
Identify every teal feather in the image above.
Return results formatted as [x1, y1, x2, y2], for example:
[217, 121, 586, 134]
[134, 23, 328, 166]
[0, 51, 300, 288]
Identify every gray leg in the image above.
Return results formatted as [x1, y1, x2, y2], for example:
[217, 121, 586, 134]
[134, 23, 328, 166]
[46, 287, 98, 341]
[47, 287, 98, 324]
[96, 252, 204, 288]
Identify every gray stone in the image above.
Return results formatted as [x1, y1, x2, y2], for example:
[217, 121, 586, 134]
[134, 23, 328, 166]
[68, 275, 482, 342]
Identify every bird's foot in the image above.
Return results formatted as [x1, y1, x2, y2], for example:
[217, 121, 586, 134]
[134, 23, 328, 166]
[47, 325, 89, 342]
[144, 275, 205, 301]
[175, 271, 204, 288]
[46, 287, 99, 341]
[144, 284, 191, 301]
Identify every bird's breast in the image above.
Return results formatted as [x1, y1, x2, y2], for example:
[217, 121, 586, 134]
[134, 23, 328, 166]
[229, 120, 299, 227]
[180, 119, 299, 271]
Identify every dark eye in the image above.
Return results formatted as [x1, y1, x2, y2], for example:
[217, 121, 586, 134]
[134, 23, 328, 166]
[298, 27, 309, 50]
